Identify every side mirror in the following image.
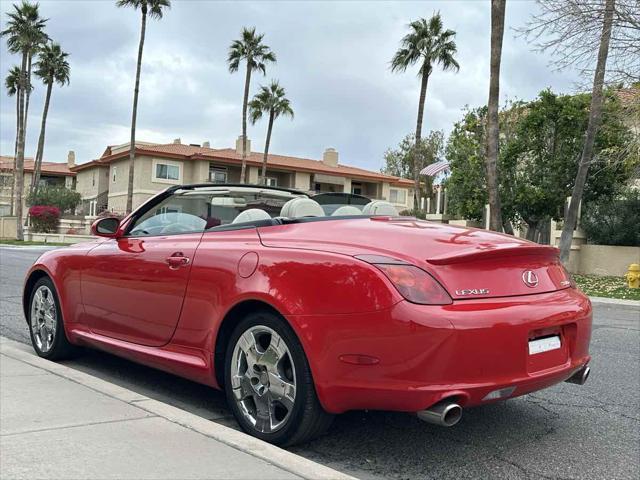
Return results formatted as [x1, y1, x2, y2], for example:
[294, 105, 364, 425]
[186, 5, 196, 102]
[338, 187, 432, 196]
[91, 217, 120, 238]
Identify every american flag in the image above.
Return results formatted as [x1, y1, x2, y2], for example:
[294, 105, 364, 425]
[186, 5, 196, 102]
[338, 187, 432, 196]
[420, 160, 450, 177]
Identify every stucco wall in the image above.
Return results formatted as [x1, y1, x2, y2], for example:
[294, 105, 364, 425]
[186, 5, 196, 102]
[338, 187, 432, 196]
[0, 216, 17, 239]
[294, 172, 311, 191]
[577, 245, 640, 277]
[76, 166, 109, 200]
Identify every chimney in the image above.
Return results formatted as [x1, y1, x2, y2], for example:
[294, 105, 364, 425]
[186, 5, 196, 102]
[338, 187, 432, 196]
[322, 148, 338, 166]
[235, 135, 251, 155]
[173, 138, 181, 144]
[67, 150, 75, 168]
[203, 141, 211, 148]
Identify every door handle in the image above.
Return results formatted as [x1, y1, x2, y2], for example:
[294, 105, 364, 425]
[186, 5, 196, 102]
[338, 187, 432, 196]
[166, 252, 190, 269]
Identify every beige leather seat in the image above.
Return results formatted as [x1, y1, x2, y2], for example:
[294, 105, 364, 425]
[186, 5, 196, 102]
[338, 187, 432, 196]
[362, 200, 398, 216]
[232, 208, 271, 223]
[280, 198, 325, 218]
[331, 206, 362, 216]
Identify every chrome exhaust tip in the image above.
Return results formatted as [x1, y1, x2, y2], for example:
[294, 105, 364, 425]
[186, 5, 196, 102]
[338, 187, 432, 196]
[417, 400, 462, 427]
[565, 365, 590, 385]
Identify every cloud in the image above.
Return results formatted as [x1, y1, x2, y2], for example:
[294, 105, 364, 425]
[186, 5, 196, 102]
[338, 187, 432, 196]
[0, 0, 582, 171]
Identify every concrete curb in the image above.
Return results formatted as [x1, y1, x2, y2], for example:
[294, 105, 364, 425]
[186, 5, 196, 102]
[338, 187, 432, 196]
[589, 296, 640, 309]
[0, 337, 356, 480]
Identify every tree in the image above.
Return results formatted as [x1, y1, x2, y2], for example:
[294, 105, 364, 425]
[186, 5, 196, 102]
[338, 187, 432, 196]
[26, 185, 81, 213]
[382, 131, 444, 187]
[580, 188, 640, 247]
[31, 42, 70, 192]
[519, 0, 639, 84]
[228, 27, 276, 184]
[446, 90, 633, 241]
[4, 65, 20, 216]
[116, 0, 171, 214]
[486, 0, 507, 231]
[248, 81, 294, 184]
[518, 0, 621, 261]
[1, 0, 48, 240]
[446, 107, 491, 222]
[390, 12, 459, 209]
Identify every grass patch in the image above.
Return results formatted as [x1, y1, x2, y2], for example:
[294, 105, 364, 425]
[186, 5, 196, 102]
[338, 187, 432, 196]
[0, 239, 70, 246]
[573, 274, 640, 301]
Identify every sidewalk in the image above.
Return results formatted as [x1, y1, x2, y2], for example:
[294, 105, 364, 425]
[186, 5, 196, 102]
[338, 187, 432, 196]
[0, 338, 354, 480]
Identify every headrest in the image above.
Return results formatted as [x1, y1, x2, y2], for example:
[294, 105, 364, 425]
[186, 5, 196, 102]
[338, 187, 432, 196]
[232, 208, 271, 224]
[280, 198, 324, 218]
[362, 200, 398, 216]
[331, 205, 362, 216]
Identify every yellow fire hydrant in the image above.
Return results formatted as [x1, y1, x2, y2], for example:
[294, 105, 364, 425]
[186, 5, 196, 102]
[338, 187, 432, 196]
[625, 264, 640, 289]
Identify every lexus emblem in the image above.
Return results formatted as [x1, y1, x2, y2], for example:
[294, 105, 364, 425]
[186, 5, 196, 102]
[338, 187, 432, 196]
[522, 270, 539, 288]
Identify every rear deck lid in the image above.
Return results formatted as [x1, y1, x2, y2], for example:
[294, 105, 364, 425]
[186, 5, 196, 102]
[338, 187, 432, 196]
[259, 217, 572, 300]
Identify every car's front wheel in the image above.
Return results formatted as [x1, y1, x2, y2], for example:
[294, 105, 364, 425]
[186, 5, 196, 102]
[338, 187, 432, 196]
[224, 311, 333, 446]
[28, 276, 77, 360]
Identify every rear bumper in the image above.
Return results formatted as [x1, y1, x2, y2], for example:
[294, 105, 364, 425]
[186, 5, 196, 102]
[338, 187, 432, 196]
[287, 288, 592, 414]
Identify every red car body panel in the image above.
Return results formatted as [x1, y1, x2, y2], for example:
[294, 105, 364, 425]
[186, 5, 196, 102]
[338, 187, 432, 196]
[24, 215, 592, 416]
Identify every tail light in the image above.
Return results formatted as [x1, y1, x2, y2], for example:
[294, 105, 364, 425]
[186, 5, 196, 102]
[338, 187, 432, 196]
[374, 264, 452, 305]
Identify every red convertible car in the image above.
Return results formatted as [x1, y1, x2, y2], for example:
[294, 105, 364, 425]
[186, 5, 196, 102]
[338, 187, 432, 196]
[24, 184, 592, 445]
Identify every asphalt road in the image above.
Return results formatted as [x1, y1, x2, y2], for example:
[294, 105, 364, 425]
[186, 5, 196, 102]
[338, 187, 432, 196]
[1, 245, 639, 480]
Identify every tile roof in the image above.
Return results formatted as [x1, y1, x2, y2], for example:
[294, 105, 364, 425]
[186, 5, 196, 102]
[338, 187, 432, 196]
[0, 156, 75, 176]
[72, 143, 414, 186]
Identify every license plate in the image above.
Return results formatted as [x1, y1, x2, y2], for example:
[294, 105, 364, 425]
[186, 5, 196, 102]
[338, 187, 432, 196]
[528, 335, 561, 355]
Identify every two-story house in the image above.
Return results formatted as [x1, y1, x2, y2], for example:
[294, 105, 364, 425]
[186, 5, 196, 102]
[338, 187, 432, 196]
[0, 153, 76, 216]
[72, 137, 415, 215]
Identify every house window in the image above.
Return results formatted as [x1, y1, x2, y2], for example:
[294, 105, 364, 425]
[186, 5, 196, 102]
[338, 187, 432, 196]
[351, 182, 362, 195]
[92, 172, 95, 187]
[209, 165, 227, 183]
[264, 177, 277, 187]
[0, 173, 12, 188]
[389, 188, 407, 204]
[112, 166, 117, 183]
[155, 163, 180, 181]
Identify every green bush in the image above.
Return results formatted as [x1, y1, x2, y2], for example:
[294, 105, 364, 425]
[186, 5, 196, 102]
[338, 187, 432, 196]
[26, 186, 81, 214]
[581, 189, 640, 246]
[399, 208, 427, 219]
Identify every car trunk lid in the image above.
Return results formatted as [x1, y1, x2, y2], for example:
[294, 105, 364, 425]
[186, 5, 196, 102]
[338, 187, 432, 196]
[258, 217, 571, 299]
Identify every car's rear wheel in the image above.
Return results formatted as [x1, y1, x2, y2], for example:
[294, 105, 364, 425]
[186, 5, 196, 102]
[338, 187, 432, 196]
[224, 311, 333, 446]
[28, 277, 77, 360]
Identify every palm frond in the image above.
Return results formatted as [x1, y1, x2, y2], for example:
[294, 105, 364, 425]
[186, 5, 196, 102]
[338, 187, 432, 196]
[34, 41, 71, 86]
[5, 65, 21, 96]
[227, 26, 276, 75]
[248, 80, 294, 124]
[390, 11, 459, 77]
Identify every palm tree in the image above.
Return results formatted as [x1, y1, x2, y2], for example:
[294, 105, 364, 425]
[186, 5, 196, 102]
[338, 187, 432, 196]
[116, 0, 171, 214]
[228, 27, 276, 183]
[486, 0, 506, 232]
[31, 42, 70, 192]
[1, 0, 48, 240]
[5, 66, 21, 216]
[248, 81, 294, 184]
[391, 13, 459, 209]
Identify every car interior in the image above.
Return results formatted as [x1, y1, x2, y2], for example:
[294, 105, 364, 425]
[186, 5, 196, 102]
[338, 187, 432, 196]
[127, 187, 399, 237]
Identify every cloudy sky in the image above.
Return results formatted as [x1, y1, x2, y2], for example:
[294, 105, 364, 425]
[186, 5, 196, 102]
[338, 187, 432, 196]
[0, 0, 581, 171]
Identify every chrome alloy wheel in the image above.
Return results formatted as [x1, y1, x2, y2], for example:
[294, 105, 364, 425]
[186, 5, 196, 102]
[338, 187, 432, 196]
[30, 285, 57, 353]
[230, 325, 297, 433]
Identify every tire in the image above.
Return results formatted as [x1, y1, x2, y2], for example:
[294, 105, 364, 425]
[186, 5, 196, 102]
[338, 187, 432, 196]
[224, 310, 333, 446]
[27, 276, 78, 360]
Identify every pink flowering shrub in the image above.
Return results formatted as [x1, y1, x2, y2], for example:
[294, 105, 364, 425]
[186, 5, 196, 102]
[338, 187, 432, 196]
[29, 205, 61, 233]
